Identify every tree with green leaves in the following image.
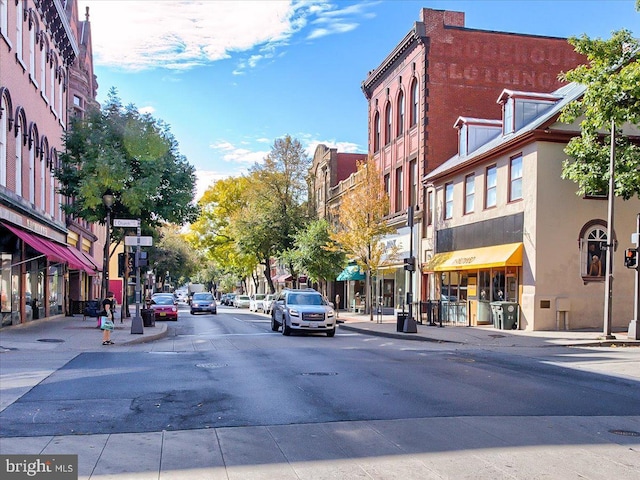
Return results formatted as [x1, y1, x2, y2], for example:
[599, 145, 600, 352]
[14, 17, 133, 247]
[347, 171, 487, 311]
[241, 135, 311, 292]
[559, 29, 640, 199]
[151, 224, 200, 290]
[329, 158, 400, 320]
[56, 88, 199, 236]
[282, 219, 346, 296]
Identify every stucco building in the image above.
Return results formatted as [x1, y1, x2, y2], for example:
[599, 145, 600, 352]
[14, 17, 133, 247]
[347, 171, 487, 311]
[423, 82, 640, 331]
[0, 0, 100, 327]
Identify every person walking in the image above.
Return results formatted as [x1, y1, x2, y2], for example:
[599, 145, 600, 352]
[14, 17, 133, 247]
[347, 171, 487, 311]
[335, 294, 340, 319]
[101, 292, 115, 345]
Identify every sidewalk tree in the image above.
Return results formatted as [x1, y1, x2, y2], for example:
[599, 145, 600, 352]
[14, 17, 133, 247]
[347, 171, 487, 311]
[282, 219, 346, 295]
[241, 135, 311, 293]
[329, 158, 400, 320]
[559, 29, 640, 199]
[56, 88, 199, 238]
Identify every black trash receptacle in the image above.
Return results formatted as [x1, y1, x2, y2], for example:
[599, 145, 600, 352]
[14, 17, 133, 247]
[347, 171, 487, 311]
[501, 302, 519, 330]
[396, 313, 408, 332]
[141, 308, 155, 327]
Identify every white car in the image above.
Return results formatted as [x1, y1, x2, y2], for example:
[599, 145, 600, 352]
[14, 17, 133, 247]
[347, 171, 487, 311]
[234, 295, 251, 308]
[249, 294, 266, 312]
[262, 294, 276, 313]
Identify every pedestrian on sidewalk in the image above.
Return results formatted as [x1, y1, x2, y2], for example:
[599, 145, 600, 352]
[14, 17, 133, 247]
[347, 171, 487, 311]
[335, 294, 340, 318]
[100, 292, 116, 345]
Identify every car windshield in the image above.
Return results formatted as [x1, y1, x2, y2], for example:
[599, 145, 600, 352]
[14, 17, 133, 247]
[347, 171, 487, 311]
[239, 296, 250, 301]
[254, 294, 265, 300]
[153, 297, 174, 305]
[193, 293, 213, 301]
[288, 293, 324, 306]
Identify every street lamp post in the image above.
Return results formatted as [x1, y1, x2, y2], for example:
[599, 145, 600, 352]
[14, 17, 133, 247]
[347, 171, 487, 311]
[101, 192, 114, 300]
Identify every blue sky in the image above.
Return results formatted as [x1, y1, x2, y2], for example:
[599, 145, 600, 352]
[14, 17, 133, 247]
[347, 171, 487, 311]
[78, 0, 638, 201]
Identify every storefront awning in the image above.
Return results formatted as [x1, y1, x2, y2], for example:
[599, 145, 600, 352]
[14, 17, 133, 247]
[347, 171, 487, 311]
[421, 243, 523, 272]
[336, 264, 365, 281]
[2, 222, 94, 274]
[271, 273, 292, 283]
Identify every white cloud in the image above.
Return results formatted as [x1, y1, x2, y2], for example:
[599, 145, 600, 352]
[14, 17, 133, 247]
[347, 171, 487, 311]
[80, 0, 376, 71]
[138, 106, 155, 115]
[194, 169, 230, 202]
[209, 140, 269, 165]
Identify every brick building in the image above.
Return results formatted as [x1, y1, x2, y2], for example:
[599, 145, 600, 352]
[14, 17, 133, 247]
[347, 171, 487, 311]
[359, 8, 585, 312]
[0, 0, 100, 327]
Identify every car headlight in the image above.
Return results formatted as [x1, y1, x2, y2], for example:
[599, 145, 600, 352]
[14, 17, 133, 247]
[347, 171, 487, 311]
[289, 308, 299, 317]
[172, 307, 177, 312]
[327, 311, 334, 318]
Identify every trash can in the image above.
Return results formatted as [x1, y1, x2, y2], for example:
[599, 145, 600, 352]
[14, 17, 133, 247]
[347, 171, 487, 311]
[141, 308, 155, 327]
[490, 302, 503, 329]
[396, 313, 408, 332]
[501, 302, 519, 330]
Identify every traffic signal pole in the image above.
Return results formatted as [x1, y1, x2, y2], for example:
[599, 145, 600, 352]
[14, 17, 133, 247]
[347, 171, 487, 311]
[628, 213, 640, 340]
[131, 222, 144, 334]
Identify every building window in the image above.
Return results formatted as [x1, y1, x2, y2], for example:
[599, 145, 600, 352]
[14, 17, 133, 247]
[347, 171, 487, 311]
[15, 0, 23, 61]
[397, 90, 404, 136]
[485, 165, 497, 209]
[409, 159, 417, 208]
[0, 0, 7, 38]
[385, 102, 392, 145]
[509, 155, 522, 202]
[580, 223, 607, 279]
[384, 173, 390, 215]
[503, 97, 514, 134]
[464, 174, 475, 214]
[410, 79, 418, 127]
[395, 167, 403, 213]
[29, 22, 35, 80]
[444, 182, 453, 219]
[0, 95, 6, 187]
[374, 112, 380, 152]
[427, 190, 434, 226]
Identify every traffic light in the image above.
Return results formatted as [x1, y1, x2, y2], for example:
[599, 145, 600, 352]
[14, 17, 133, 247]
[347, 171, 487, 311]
[624, 248, 638, 269]
[403, 256, 415, 272]
[117, 253, 125, 277]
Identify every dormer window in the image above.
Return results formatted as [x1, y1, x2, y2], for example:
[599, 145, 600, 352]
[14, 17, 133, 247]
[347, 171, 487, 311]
[454, 117, 501, 157]
[498, 89, 560, 135]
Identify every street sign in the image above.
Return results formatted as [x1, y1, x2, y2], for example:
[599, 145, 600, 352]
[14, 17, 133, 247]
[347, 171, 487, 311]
[633, 233, 639, 245]
[114, 219, 140, 228]
[124, 236, 153, 246]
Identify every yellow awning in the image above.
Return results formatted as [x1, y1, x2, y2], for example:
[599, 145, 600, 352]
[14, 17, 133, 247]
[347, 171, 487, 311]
[422, 243, 523, 272]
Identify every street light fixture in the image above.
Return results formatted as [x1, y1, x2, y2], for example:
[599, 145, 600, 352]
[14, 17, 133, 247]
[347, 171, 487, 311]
[101, 191, 114, 300]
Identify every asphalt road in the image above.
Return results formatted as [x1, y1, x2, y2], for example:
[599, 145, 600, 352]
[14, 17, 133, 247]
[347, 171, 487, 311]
[1, 303, 638, 438]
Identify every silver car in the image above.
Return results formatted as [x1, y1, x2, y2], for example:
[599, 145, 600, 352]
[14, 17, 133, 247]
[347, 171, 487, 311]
[270, 288, 336, 337]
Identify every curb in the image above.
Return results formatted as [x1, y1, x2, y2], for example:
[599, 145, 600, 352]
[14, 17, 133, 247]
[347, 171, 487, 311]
[339, 323, 459, 343]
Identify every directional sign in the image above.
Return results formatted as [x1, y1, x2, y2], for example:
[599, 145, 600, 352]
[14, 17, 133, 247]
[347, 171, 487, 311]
[124, 236, 153, 246]
[114, 219, 140, 228]
[633, 233, 639, 245]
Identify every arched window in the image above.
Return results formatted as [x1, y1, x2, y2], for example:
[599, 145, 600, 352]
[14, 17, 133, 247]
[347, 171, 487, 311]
[580, 222, 608, 279]
[14, 109, 25, 197]
[410, 79, 418, 127]
[373, 111, 380, 152]
[0, 94, 7, 187]
[384, 102, 392, 145]
[397, 90, 404, 137]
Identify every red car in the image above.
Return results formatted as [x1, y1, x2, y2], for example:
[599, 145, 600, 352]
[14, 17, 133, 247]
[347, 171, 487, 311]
[150, 295, 178, 321]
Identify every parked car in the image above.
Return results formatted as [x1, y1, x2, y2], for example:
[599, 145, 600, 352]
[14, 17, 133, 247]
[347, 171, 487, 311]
[224, 293, 236, 306]
[174, 289, 188, 303]
[271, 288, 336, 337]
[234, 295, 251, 308]
[190, 292, 217, 315]
[262, 294, 276, 314]
[249, 294, 266, 312]
[150, 295, 178, 321]
[152, 293, 177, 305]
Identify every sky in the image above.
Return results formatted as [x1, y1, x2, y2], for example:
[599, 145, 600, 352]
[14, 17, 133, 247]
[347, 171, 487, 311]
[77, 0, 638, 202]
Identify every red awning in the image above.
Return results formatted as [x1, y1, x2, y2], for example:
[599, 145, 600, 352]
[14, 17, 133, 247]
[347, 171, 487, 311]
[66, 246, 98, 275]
[271, 273, 293, 283]
[2, 223, 94, 274]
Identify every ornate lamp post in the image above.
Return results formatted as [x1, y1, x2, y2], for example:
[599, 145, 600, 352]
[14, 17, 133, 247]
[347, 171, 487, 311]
[101, 191, 114, 300]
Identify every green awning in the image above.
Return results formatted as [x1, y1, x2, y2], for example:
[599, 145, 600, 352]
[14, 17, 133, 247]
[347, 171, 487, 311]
[336, 265, 365, 281]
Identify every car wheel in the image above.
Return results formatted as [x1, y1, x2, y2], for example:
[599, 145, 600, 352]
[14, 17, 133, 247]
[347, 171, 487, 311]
[270, 315, 279, 332]
[282, 317, 292, 336]
[190, 311, 195, 315]
[326, 328, 336, 337]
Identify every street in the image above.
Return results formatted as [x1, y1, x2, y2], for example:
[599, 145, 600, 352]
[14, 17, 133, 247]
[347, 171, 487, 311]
[0, 302, 639, 479]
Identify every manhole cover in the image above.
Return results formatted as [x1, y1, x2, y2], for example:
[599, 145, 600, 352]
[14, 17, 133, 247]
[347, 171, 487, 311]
[609, 429, 640, 437]
[196, 363, 228, 369]
[37, 338, 65, 343]
[301, 372, 338, 376]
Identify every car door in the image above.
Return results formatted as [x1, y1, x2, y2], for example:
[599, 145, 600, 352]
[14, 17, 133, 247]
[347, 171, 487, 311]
[273, 293, 285, 324]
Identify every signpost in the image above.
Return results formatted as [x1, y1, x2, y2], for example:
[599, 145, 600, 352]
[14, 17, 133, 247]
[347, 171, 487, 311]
[116, 219, 150, 335]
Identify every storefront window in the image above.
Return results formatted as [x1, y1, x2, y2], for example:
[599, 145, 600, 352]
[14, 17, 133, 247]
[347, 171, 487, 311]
[1, 254, 11, 326]
[48, 265, 63, 316]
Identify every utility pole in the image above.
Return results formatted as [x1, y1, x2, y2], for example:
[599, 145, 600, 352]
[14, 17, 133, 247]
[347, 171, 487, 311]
[601, 118, 616, 340]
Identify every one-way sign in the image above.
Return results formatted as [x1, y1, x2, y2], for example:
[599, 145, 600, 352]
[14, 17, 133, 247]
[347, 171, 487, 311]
[124, 236, 153, 246]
